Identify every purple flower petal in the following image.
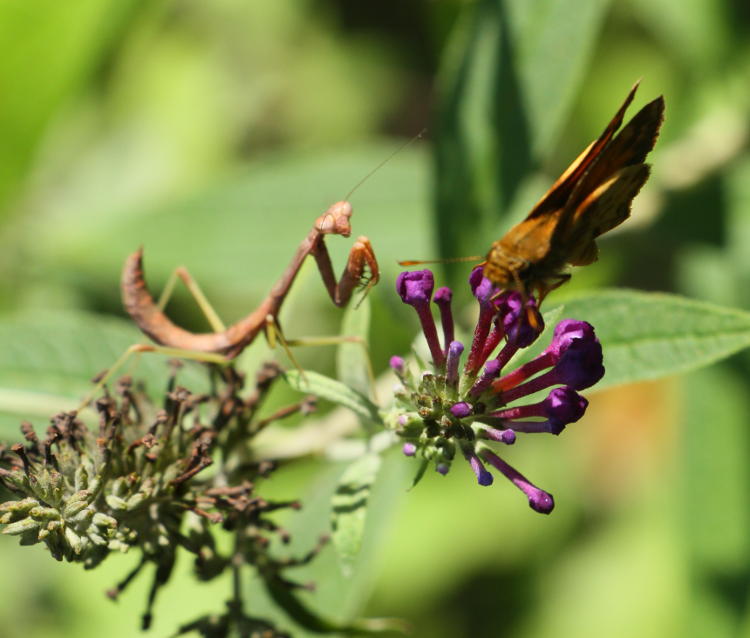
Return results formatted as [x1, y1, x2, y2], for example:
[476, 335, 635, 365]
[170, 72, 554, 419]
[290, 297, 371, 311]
[544, 320, 597, 359]
[543, 387, 588, 433]
[389, 356, 405, 374]
[481, 449, 554, 514]
[402, 442, 417, 457]
[397, 270, 434, 306]
[433, 287, 455, 348]
[469, 267, 497, 304]
[446, 341, 464, 389]
[555, 338, 604, 390]
[464, 449, 494, 486]
[450, 402, 472, 419]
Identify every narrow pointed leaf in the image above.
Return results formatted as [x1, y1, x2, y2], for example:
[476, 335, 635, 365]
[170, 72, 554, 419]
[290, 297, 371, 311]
[284, 370, 381, 425]
[336, 297, 372, 397]
[331, 453, 382, 578]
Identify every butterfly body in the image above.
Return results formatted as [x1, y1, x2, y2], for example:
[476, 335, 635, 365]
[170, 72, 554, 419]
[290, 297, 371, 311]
[483, 84, 665, 299]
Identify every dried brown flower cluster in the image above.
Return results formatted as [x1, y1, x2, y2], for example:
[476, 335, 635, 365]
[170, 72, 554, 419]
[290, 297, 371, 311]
[0, 361, 322, 636]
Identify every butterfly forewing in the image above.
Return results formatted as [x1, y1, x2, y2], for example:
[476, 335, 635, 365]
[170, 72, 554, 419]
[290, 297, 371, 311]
[562, 163, 652, 267]
[524, 83, 640, 221]
[483, 83, 664, 297]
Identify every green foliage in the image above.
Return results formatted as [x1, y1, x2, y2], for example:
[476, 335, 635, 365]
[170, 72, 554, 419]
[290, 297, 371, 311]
[331, 453, 382, 578]
[0, 0, 141, 213]
[0, 311, 206, 434]
[557, 290, 750, 389]
[336, 297, 373, 398]
[0, 0, 748, 637]
[284, 370, 381, 426]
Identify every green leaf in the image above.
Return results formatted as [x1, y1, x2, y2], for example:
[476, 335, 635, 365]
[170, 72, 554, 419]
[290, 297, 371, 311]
[503, 0, 613, 157]
[409, 459, 430, 490]
[331, 453, 382, 578]
[0, 0, 142, 214]
[336, 296, 372, 397]
[284, 370, 382, 425]
[434, 0, 611, 283]
[241, 452, 409, 635]
[0, 310, 207, 436]
[555, 289, 750, 390]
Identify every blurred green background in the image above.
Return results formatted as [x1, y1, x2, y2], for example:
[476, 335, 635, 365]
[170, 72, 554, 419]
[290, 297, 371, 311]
[0, 0, 749, 636]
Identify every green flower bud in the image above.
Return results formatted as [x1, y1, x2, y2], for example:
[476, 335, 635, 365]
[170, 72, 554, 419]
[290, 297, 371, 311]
[3, 517, 39, 536]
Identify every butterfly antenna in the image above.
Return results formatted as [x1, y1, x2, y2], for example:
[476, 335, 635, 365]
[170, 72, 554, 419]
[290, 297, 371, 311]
[398, 255, 482, 267]
[344, 129, 427, 201]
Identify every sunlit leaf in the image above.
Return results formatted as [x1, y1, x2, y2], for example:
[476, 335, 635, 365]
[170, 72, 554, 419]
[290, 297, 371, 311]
[331, 452, 382, 577]
[556, 290, 750, 389]
[0, 311, 207, 436]
[241, 452, 409, 635]
[336, 296, 372, 397]
[283, 369, 381, 425]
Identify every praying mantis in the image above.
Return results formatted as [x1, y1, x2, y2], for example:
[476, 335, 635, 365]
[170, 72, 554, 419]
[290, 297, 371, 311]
[81, 200, 379, 407]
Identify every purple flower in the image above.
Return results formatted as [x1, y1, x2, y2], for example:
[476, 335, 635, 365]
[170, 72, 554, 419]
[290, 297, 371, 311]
[389, 356, 405, 375]
[450, 402, 472, 418]
[493, 320, 604, 401]
[544, 319, 597, 358]
[465, 270, 544, 374]
[469, 266, 498, 304]
[386, 269, 605, 514]
[402, 442, 417, 457]
[433, 287, 455, 352]
[397, 270, 434, 306]
[482, 427, 516, 445]
[506, 296, 544, 348]
[396, 270, 445, 368]
[482, 387, 588, 435]
[464, 449, 494, 486]
[445, 341, 464, 389]
[481, 450, 554, 514]
[469, 360, 502, 398]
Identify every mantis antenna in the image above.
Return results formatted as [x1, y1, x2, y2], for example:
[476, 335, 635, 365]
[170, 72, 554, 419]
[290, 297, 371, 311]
[344, 128, 427, 201]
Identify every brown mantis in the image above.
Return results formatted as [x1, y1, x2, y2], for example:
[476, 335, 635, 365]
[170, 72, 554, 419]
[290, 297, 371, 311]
[80, 200, 379, 408]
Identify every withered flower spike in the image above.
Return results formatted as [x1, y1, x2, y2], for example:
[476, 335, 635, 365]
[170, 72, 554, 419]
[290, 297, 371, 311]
[204, 482, 254, 497]
[10, 444, 32, 474]
[148, 411, 169, 436]
[20, 422, 39, 450]
[1, 367, 331, 634]
[170, 457, 213, 486]
[251, 399, 315, 435]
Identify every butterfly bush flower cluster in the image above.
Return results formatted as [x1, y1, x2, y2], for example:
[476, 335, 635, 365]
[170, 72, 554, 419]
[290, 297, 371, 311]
[385, 267, 604, 513]
[0, 363, 323, 635]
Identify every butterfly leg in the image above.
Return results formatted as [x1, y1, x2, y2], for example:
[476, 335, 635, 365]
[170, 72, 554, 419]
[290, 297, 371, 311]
[536, 273, 571, 303]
